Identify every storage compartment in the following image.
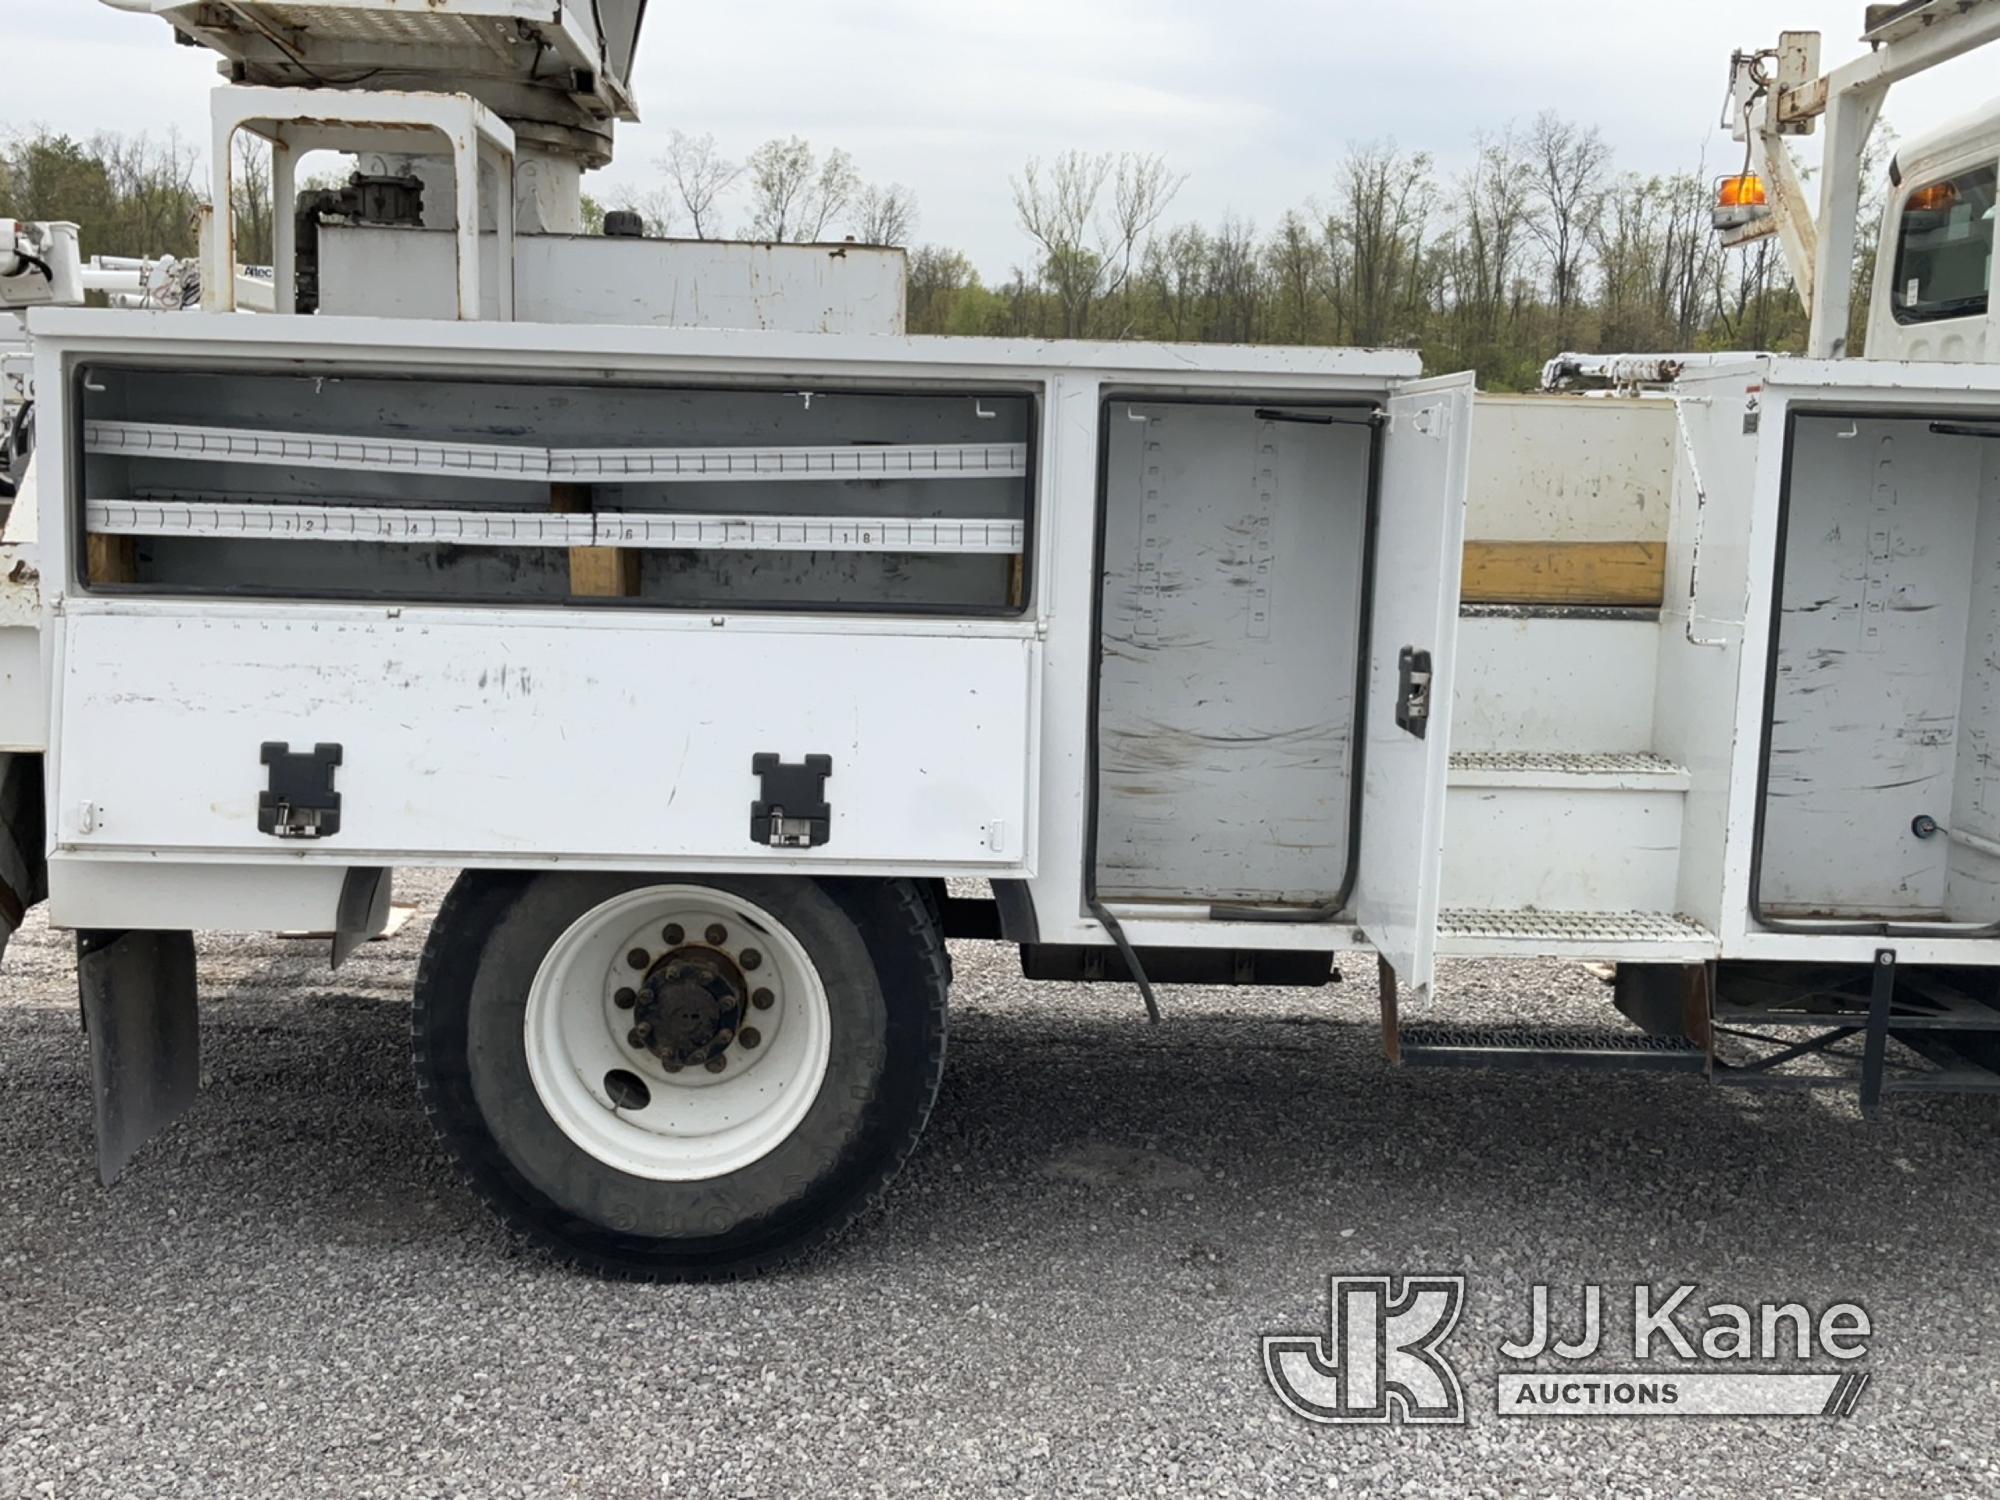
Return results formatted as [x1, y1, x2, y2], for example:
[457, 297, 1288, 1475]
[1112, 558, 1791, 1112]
[75, 366, 1033, 614]
[57, 610, 1038, 868]
[1092, 398, 1374, 906]
[1754, 410, 2000, 929]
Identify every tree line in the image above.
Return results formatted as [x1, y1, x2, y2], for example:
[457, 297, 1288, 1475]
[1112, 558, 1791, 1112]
[900, 118, 1884, 385]
[4, 113, 1889, 387]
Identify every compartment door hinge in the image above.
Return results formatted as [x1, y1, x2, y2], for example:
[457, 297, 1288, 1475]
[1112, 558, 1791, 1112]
[1395, 647, 1432, 738]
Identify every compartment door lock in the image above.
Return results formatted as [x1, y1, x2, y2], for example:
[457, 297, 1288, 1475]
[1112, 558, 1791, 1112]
[750, 753, 832, 848]
[1396, 648, 1432, 739]
[258, 742, 343, 839]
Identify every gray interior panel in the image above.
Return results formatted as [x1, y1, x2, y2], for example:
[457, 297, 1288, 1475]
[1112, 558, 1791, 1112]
[1760, 413, 2000, 923]
[1094, 400, 1372, 905]
[78, 367, 1032, 612]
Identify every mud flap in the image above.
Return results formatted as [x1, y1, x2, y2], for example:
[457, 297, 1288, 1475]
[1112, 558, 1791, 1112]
[331, 866, 391, 970]
[0, 752, 47, 966]
[77, 929, 198, 1184]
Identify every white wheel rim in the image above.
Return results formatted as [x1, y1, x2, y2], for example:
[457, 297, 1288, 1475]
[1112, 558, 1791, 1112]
[524, 885, 832, 1181]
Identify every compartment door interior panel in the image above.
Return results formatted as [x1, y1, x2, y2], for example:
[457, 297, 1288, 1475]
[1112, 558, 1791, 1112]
[55, 611, 1037, 870]
[1354, 374, 1473, 999]
[1094, 399, 1372, 904]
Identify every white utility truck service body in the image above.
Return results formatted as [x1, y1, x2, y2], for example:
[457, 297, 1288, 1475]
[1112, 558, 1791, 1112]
[23, 314, 1469, 984]
[8, 0, 2000, 1277]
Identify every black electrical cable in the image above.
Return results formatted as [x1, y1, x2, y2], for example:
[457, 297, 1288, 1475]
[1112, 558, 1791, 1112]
[5, 251, 53, 282]
[1087, 897, 1161, 1024]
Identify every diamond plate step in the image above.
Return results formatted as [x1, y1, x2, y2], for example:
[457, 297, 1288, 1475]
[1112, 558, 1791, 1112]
[1436, 909, 1716, 960]
[1448, 750, 1690, 791]
[1399, 1026, 1706, 1073]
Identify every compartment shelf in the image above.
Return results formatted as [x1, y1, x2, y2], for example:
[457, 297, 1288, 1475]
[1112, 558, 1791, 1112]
[84, 498, 1026, 554]
[83, 420, 1029, 485]
[76, 367, 1036, 608]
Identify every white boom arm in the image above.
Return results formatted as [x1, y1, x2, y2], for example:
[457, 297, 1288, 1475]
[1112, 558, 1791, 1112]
[1727, 0, 2000, 357]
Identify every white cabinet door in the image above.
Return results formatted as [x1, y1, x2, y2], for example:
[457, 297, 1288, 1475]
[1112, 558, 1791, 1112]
[54, 608, 1039, 874]
[1354, 374, 1474, 999]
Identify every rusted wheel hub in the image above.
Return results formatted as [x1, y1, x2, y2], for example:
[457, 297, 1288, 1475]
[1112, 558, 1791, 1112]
[633, 949, 746, 1068]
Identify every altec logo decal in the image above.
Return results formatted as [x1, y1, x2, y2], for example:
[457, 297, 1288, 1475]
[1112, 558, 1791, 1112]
[1263, 1278, 1873, 1424]
[1263, 1276, 1468, 1425]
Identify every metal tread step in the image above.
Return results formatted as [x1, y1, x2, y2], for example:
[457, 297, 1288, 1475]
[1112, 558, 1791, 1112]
[1448, 750, 1690, 791]
[1458, 603, 1660, 623]
[1400, 1026, 1706, 1073]
[1436, 908, 1716, 959]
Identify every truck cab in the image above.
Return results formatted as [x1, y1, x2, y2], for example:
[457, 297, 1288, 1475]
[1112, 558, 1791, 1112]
[1865, 102, 1999, 362]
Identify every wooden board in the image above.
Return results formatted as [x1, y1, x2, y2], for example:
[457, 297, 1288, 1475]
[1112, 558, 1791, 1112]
[1459, 540, 1665, 607]
[86, 534, 138, 585]
[550, 481, 639, 598]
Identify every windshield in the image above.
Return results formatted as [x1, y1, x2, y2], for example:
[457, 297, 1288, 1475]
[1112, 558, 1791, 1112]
[1891, 161, 1997, 325]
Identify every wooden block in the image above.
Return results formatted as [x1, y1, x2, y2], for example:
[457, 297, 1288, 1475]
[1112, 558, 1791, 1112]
[1459, 540, 1665, 607]
[86, 534, 138, 585]
[569, 545, 641, 598]
[550, 480, 639, 598]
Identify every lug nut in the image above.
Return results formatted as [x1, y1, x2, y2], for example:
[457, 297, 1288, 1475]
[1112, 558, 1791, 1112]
[715, 1027, 735, 1047]
[751, 988, 775, 1010]
[627, 1027, 648, 1048]
[613, 987, 637, 1010]
[662, 923, 684, 946]
[704, 1055, 728, 1073]
[664, 1061, 683, 1074]
[705, 923, 728, 946]
[738, 1026, 762, 1050]
[740, 948, 763, 971]
[625, 948, 650, 971]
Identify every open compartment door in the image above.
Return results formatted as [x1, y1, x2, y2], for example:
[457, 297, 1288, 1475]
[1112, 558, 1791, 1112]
[1354, 373, 1473, 1000]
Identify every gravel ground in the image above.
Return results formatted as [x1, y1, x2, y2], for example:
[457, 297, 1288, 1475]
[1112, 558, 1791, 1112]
[5, 871, 2000, 1498]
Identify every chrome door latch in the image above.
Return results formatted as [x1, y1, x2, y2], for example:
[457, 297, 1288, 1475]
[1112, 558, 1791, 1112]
[1396, 648, 1432, 739]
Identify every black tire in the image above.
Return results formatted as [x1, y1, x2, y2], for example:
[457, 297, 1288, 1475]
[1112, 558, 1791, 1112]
[412, 871, 948, 1279]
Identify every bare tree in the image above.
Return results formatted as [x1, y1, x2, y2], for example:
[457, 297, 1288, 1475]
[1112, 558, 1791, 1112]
[1525, 111, 1609, 344]
[1325, 140, 1434, 346]
[1011, 150, 1183, 336]
[906, 244, 979, 332]
[744, 136, 859, 243]
[1466, 129, 1536, 320]
[230, 133, 273, 266]
[1144, 222, 1210, 340]
[657, 130, 740, 240]
[1101, 153, 1183, 327]
[1264, 210, 1327, 344]
[1203, 213, 1261, 342]
[1012, 151, 1106, 336]
[853, 182, 918, 246]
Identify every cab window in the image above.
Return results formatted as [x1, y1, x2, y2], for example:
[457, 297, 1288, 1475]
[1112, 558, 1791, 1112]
[1891, 162, 1996, 324]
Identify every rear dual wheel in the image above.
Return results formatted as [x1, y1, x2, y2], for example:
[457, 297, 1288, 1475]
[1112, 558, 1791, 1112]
[413, 872, 948, 1279]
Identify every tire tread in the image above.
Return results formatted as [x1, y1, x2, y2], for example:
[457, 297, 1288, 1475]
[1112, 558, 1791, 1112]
[411, 873, 948, 1281]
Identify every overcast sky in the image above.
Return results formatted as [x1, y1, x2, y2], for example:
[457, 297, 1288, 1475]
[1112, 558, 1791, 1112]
[8, 1, 1999, 274]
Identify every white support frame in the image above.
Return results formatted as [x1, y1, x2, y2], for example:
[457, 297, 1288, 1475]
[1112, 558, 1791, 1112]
[207, 86, 515, 320]
[1726, 1, 2000, 357]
